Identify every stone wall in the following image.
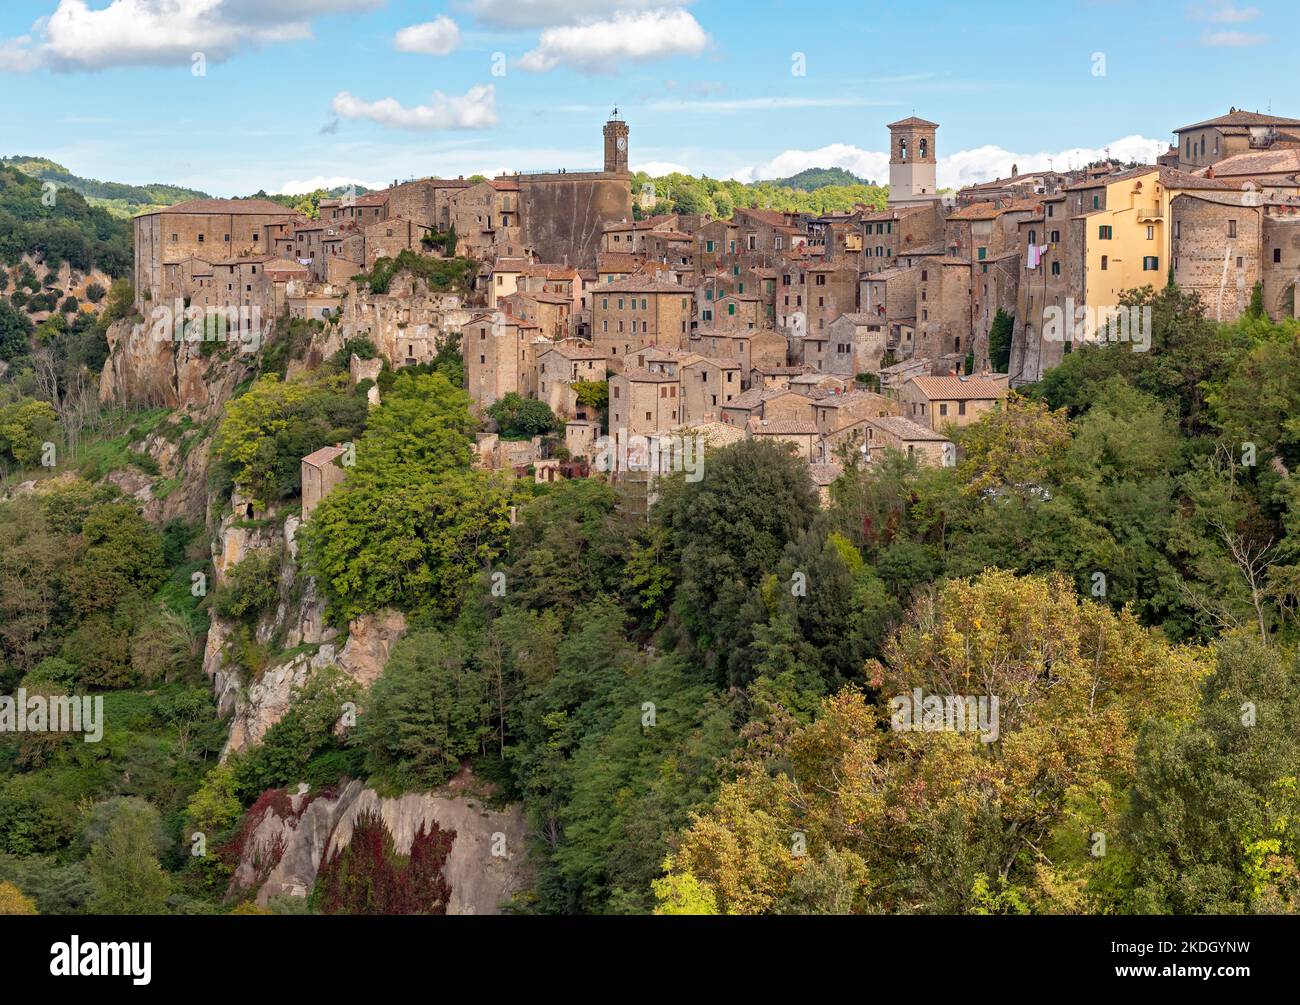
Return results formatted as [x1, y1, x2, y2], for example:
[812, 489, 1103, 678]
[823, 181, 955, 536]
[517, 172, 633, 268]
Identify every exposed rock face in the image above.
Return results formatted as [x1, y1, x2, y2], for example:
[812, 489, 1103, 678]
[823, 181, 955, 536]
[231, 776, 529, 914]
[221, 644, 338, 757]
[337, 608, 407, 689]
[99, 315, 255, 417]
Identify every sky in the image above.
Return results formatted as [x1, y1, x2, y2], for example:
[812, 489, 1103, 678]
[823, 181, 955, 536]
[0, 0, 1292, 197]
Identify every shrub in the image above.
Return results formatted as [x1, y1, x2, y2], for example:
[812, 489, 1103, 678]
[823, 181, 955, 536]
[210, 546, 283, 625]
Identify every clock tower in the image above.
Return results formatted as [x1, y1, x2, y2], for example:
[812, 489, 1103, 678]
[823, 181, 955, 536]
[603, 110, 629, 174]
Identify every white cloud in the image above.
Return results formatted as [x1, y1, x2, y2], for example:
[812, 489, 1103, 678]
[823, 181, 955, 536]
[276, 175, 385, 195]
[728, 134, 1168, 189]
[1208, 4, 1259, 23]
[728, 144, 890, 185]
[1202, 30, 1266, 46]
[394, 16, 461, 56]
[331, 85, 499, 131]
[459, 0, 690, 29]
[0, 0, 381, 72]
[632, 161, 692, 176]
[518, 10, 709, 74]
[0, 35, 42, 71]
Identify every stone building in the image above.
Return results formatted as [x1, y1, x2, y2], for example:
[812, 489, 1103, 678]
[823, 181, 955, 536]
[609, 367, 682, 471]
[1173, 109, 1300, 173]
[464, 313, 541, 408]
[133, 198, 302, 310]
[536, 342, 607, 420]
[363, 217, 433, 268]
[899, 374, 1008, 431]
[887, 116, 941, 208]
[592, 276, 694, 367]
[862, 415, 952, 465]
[1171, 192, 1263, 321]
[680, 355, 743, 423]
[301, 444, 349, 519]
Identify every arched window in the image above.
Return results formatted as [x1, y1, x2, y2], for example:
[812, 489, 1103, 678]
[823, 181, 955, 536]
[919, 138, 928, 159]
[899, 138, 908, 161]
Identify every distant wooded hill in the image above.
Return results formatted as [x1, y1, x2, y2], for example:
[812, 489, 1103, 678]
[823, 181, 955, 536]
[0, 164, 131, 277]
[1, 156, 209, 219]
[632, 166, 886, 219]
[767, 167, 873, 190]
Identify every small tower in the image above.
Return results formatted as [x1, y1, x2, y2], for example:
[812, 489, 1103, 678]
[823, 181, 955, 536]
[887, 115, 939, 207]
[604, 108, 629, 174]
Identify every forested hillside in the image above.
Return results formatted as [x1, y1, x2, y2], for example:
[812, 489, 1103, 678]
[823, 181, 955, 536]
[1, 275, 1298, 915]
[1, 156, 208, 220]
[633, 169, 887, 218]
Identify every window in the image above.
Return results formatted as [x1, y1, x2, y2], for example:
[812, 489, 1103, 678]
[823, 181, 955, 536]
[939, 403, 948, 416]
[1175, 221, 1181, 239]
[978, 247, 987, 260]
[170, 233, 178, 242]
[728, 303, 735, 316]
[1047, 204, 1054, 218]
[1228, 220, 1238, 239]
[921, 270, 928, 281]
[1029, 230, 1037, 245]
[1142, 256, 1160, 271]
[1275, 248, 1282, 264]
[1098, 225, 1113, 240]
[958, 401, 967, 416]
[815, 274, 826, 286]
[1092, 195, 1100, 210]
[197, 234, 204, 243]
[1146, 226, 1154, 240]
[1051, 261, 1061, 276]
[1100, 255, 1108, 271]
[706, 240, 715, 253]
[1050, 230, 1060, 243]
[601, 298, 608, 309]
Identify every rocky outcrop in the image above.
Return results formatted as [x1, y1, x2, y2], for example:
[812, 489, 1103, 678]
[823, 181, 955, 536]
[221, 643, 338, 757]
[99, 315, 254, 417]
[230, 775, 530, 914]
[337, 608, 407, 689]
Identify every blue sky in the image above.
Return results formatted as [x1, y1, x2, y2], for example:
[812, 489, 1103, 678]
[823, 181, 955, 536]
[0, 1, 1291, 196]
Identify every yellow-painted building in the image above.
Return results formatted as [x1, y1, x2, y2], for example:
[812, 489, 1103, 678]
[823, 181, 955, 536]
[1066, 166, 1241, 317]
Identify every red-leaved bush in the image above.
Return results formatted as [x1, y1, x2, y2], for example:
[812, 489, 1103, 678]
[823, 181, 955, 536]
[314, 809, 455, 915]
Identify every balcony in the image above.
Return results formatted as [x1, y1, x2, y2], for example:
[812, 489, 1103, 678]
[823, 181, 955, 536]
[1136, 207, 1163, 222]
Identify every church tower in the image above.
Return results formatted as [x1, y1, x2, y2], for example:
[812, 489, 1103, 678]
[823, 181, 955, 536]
[887, 116, 939, 207]
[603, 110, 629, 174]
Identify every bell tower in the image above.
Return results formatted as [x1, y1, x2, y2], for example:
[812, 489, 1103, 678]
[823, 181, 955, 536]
[887, 115, 939, 207]
[603, 109, 629, 174]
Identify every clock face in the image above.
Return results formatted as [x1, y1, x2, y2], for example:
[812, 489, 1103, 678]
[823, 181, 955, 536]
[616, 136, 626, 151]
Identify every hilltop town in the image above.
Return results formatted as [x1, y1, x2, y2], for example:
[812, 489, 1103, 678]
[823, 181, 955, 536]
[121, 106, 1300, 505]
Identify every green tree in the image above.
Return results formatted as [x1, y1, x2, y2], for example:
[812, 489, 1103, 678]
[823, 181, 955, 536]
[488, 392, 560, 438]
[86, 800, 171, 914]
[360, 629, 489, 789]
[213, 372, 366, 505]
